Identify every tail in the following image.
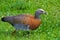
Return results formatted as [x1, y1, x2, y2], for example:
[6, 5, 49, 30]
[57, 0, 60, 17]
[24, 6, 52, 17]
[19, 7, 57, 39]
[1, 17, 7, 22]
[1, 16, 14, 25]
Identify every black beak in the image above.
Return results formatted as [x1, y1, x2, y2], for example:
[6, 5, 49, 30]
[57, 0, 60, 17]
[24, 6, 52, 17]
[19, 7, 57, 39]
[45, 12, 46, 14]
[44, 11, 46, 15]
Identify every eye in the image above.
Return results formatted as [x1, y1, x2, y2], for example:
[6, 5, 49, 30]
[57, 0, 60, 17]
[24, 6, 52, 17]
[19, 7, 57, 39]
[41, 11, 43, 12]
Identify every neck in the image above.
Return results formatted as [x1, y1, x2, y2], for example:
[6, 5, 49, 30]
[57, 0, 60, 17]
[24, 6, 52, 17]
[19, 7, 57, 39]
[35, 13, 40, 19]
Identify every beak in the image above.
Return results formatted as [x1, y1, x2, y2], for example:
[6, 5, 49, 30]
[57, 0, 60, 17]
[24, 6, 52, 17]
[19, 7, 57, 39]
[45, 12, 46, 14]
[43, 11, 46, 14]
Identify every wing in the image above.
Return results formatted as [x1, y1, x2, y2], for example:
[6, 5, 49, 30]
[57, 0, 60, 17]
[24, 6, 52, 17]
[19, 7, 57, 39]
[11, 14, 34, 24]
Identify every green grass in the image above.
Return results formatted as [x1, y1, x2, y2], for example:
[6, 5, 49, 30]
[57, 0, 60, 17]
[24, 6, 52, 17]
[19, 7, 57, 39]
[0, 0, 60, 40]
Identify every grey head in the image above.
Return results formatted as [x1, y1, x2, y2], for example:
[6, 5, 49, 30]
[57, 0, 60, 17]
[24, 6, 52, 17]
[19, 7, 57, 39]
[35, 9, 46, 19]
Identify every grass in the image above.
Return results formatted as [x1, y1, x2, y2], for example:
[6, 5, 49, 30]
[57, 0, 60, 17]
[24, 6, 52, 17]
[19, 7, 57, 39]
[0, 0, 60, 40]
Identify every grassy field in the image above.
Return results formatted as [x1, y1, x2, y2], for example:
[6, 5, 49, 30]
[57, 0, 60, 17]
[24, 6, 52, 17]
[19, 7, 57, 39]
[0, 0, 60, 40]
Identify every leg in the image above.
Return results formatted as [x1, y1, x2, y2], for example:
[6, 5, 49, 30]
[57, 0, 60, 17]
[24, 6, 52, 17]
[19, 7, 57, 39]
[22, 31, 30, 37]
[26, 31, 30, 34]
[12, 30, 16, 35]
